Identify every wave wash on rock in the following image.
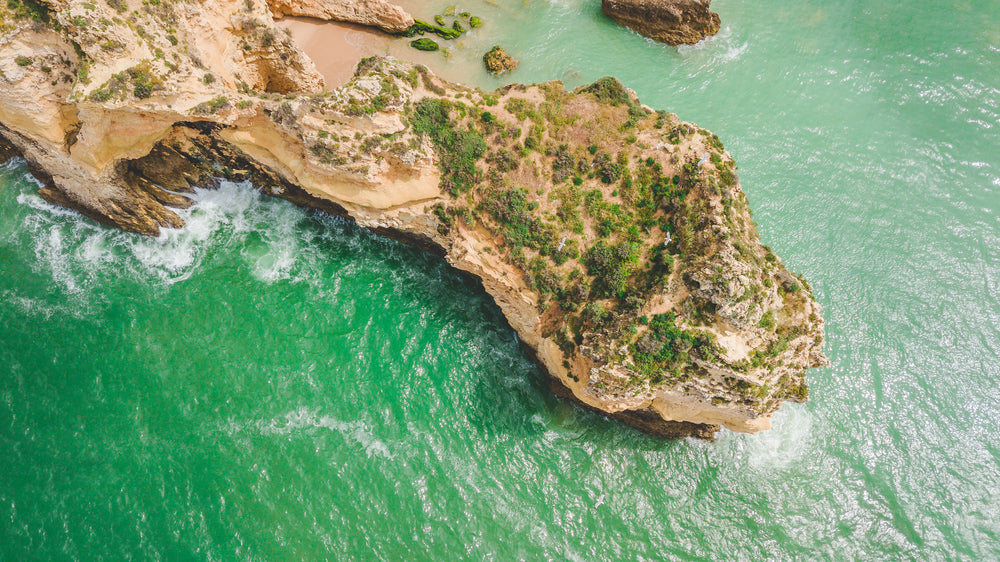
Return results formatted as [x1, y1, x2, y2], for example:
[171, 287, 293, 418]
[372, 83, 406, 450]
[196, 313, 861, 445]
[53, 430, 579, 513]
[0, 0, 827, 440]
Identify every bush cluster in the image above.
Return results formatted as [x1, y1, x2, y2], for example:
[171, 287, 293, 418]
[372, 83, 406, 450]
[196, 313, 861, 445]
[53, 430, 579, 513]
[584, 240, 639, 297]
[632, 312, 717, 381]
[410, 99, 486, 195]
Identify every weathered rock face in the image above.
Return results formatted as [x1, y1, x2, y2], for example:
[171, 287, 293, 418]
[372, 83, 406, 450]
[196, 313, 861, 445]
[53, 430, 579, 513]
[602, 0, 721, 46]
[483, 46, 519, 75]
[0, 0, 826, 441]
[266, 0, 414, 34]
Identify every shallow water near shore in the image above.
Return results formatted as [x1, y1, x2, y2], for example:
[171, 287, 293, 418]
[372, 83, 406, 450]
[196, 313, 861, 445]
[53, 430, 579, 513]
[3, 0, 1000, 558]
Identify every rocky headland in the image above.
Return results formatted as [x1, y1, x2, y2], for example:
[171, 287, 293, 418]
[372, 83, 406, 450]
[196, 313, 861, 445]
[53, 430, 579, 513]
[602, 0, 721, 46]
[0, 0, 826, 439]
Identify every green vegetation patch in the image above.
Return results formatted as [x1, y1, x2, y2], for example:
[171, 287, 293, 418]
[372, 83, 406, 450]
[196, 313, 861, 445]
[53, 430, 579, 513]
[632, 312, 718, 381]
[482, 187, 557, 252]
[5, 0, 52, 24]
[88, 62, 161, 102]
[409, 99, 486, 196]
[402, 20, 461, 40]
[192, 95, 229, 115]
[584, 240, 639, 297]
[577, 76, 649, 129]
[410, 38, 439, 51]
[578, 77, 630, 105]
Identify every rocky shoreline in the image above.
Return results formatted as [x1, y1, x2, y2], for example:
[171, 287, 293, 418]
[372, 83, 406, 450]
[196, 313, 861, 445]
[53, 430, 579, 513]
[0, 0, 826, 440]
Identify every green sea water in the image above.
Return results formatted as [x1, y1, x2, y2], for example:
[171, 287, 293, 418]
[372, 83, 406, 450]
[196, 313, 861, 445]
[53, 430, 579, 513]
[3, 0, 1000, 558]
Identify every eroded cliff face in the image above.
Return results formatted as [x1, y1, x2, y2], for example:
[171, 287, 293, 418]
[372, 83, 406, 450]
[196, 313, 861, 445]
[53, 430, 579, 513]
[0, 0, 827, 439]
[266, 0, 414, 34]
[602, 0, 721, 46]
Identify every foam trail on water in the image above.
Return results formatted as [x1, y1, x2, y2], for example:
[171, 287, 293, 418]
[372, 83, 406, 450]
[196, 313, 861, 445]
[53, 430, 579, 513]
[241, 406, 393, 459]
[712, 404, 814, 472]
[676, 27, 749, 70]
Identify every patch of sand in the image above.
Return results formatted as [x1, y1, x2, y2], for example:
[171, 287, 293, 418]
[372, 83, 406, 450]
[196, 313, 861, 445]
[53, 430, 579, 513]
[275, 17, 390, 88]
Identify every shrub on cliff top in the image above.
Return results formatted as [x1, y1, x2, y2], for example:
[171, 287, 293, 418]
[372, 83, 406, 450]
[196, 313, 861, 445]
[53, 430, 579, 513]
[584, 240, 639, 298]
[410, 99, 486, 196]
[579, 77, 630, 106]
[482, 187, 556, 252]
[632, 312, 719, 381]
[6, 0, 52, 23]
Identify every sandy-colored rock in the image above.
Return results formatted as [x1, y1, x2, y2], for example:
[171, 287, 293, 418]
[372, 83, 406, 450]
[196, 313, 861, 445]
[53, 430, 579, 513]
[602, 0, 721, 46]
[266, 0, 414, 34]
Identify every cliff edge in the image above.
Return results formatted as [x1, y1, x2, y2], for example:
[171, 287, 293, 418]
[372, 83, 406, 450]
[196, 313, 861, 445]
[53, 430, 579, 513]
[0, 0, 827, 439]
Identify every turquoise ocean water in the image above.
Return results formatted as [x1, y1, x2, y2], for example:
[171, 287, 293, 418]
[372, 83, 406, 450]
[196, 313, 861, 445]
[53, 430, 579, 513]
[2, 0, 1000, 558]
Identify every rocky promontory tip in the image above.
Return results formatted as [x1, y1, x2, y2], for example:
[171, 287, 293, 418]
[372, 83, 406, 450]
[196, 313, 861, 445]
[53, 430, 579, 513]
[602, 0, 721, 46]
[0, 0, 825, 441]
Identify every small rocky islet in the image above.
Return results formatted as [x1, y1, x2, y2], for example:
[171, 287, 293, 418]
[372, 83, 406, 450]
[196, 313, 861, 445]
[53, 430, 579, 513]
[0, 0, 824, 439]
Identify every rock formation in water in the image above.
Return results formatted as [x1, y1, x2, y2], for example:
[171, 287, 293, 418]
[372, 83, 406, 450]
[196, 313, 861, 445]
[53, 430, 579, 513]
[483, 46, 519, 75]
[266, 0, 414, 34]
[602, 0, 721, 46]
[0, 0, 826, 440]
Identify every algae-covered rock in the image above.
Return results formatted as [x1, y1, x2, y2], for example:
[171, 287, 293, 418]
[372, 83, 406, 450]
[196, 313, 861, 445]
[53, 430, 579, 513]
[483, 46, 518, 75]
[404, 19, 461, 39]
[410, 38, 439, 51]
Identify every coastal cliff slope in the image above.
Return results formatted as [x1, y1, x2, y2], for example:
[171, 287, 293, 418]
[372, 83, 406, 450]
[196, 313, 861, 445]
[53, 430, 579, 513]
[0, 0, 827, 439]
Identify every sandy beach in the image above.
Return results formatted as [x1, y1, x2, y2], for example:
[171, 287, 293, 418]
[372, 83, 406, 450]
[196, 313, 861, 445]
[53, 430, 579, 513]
[275, 17, 390, 88]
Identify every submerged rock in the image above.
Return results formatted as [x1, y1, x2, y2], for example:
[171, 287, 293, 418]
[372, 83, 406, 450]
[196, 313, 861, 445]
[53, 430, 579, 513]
[483, 46, 519, 75]
[410, 38, 440, 51]
[602, 0, 721, 46]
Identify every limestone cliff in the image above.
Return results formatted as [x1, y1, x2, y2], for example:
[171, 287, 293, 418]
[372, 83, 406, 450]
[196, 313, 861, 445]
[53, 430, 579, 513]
[0, 0, 827, 440]
[266, 0, 414, 34]
[602, 0, 721, 46]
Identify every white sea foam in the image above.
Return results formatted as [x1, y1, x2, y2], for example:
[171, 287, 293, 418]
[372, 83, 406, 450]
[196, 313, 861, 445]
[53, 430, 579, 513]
[676, 26, 749, 69]
[256, 406, 393, 459]
[126, 181, 263, 282]
[712, 403, 814, 472]
[245, 203, 302, 283]
[12, 176, 318, 289]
